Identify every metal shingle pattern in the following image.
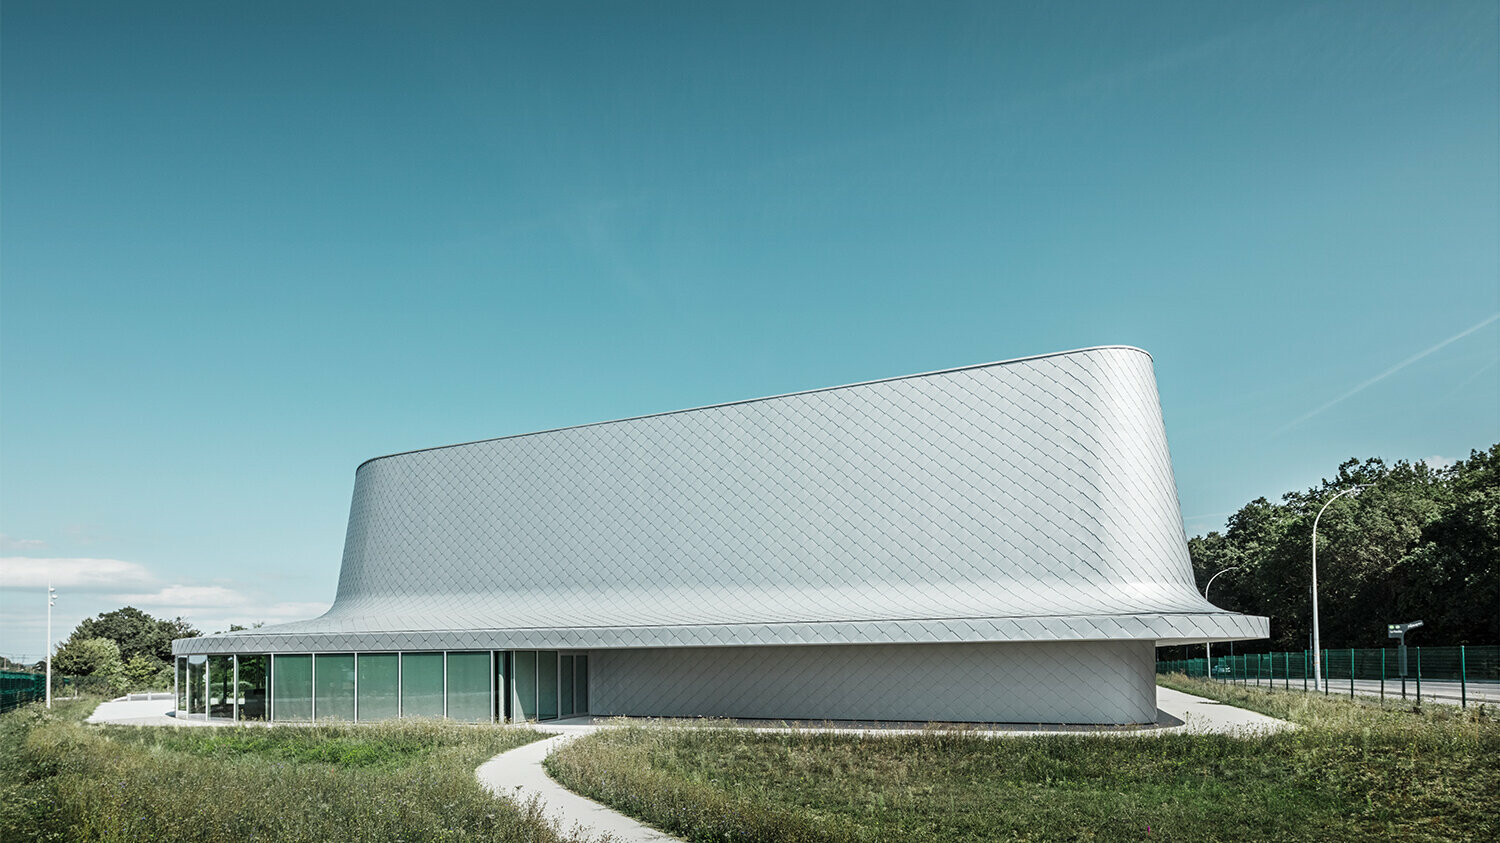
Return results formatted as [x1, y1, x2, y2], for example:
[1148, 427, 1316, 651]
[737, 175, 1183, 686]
[177, 347, 1268, 655]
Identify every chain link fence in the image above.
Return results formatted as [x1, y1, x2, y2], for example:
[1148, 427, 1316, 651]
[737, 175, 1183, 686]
[1, 669, 47, 714]
[1158, 644, 1499, 707]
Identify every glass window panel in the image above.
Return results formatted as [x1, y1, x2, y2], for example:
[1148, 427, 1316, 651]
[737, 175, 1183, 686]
[187, 655, 207, 714]
[513, 651, 537, 721]
[314, 654, 354, 721]
[497, 652, 511, 722]
[400, 653, 444, 718]
[208, 655, 235, 718]
[176, 658, 187, 711]
[560, 655, 574, 718]
[446, 652, 491, 723]
[575, 655, 588, 715]
[538, 651, 558, 721]
[272, 654, 312, 721]
[237, 655, 268, 721]
[356, 654, 399, 721]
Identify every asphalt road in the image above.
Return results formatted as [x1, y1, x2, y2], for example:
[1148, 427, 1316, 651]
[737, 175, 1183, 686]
[1220, 676, 1500, 705]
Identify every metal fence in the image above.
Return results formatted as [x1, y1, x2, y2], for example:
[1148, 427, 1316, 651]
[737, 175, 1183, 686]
[1, 669, 47, 714]
[1157, 644, 1499, 707]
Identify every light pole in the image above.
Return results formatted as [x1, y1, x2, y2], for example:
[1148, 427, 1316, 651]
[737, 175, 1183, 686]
[1311, 484, 1369, 692]
[46, 583, 56, 708]
[1204, 567, 1239, 679]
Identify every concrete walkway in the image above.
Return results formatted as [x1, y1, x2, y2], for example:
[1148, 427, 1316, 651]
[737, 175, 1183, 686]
[476, 732, 675, 842]
[85, 697, 217, 726]
[473, 686, 1292, 843]
[1156, 686, 1292, 734]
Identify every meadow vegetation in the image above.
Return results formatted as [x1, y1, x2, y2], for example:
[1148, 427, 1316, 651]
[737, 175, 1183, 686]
[546, 675, 1499, 842]
[0, 697, 595, 843]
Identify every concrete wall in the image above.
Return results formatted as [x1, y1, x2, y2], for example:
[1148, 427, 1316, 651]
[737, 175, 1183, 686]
[590, 640, 1157, 725]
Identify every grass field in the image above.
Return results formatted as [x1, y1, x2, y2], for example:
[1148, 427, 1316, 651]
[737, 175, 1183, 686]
[546, 676, 1500, 842]
[0, 697, 593, 843]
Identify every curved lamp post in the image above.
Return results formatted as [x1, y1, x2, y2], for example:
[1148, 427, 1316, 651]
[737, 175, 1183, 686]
[1311, 484, 1370, 691]
[1204, 567, 1239, 678]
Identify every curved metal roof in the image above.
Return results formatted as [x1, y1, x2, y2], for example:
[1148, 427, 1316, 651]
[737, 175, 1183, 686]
[178, 346, 1267, 654]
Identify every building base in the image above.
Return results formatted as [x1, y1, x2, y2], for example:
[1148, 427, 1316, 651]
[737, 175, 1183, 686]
[590, 640, 1158, 725]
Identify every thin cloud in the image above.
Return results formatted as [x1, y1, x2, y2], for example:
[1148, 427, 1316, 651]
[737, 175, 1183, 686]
[1, 556, 155, 590]
[1275, 311, 1500, 434]
[113, 585, 245, 608]
[0, 535, 47, 551]
[188, 601, 333, 635]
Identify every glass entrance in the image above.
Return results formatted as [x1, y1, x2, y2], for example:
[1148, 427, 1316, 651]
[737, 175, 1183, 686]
[237, 655, 268, 721]
[208, 655, 234, 718]
[186, 655, 207, 715]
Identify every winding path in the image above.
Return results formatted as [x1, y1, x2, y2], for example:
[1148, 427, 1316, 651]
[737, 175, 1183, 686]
[473, 688, 1291, 842]
[475, 726, 677, 842]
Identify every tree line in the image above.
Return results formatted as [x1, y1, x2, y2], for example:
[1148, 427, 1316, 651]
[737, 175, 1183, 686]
[48, 607, 200, 692]
[1164, 443, 1499, 660]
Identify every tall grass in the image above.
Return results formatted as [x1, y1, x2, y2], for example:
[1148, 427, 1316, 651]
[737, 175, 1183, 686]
[0, 698, 598, 842]
[546, 684, 1499, 842]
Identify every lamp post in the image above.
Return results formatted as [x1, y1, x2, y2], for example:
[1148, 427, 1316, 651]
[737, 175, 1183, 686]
[1311, 484, 1369, 692]
[46, 583, 56, 708]
[1204, 567, 1239, 679]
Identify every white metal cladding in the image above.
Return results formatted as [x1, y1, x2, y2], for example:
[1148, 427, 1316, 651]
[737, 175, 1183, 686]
[590, 641, 1159, 725]
[176, 346, 1268, 656]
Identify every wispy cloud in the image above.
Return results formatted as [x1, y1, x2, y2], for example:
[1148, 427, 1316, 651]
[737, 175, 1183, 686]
[113, 585, 246, 608]
[0, 535, 47, 551]
[1275, 311, 1500, 434]
[1, 556, 154, 589]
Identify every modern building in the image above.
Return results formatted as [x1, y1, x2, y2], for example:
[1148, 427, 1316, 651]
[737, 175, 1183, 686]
[173, 346, 1267, 725]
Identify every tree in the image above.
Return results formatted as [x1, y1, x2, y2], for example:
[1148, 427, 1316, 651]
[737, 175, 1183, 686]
[1162, 443, 1500, 660]
[122, 653, 167, 690]
[71, 606, 200, 663]
[52, 636, 124, 683]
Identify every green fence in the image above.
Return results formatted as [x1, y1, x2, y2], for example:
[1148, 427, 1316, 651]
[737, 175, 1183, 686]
[1157, 644, 1499, 707]
[1, 669, 47, 714]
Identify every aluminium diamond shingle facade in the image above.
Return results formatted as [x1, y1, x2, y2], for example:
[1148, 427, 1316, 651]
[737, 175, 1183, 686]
[175, 345, 1268, 723]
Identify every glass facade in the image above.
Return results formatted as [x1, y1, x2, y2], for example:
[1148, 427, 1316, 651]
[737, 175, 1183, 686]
[560, 654, 575, 717]
[187, 655, 207, 714]
[237, 655, 268, 721]
[174, 649, 585, 723]
[314, 654, 355, 721]
[446, 652, 491, 723]
[574, 655, 588, 714]
[272, 654, 313, 721]
[401, 653, 444, 718]
[538, 651, 558, 720]
[357, 653, 399, 721]
[513, 651, 537, 721]
[496, 651, 511, 722]
[208, 655, 235, 718]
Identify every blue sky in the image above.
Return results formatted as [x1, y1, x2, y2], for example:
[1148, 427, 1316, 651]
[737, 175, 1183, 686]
[3, 1, 1496, 655]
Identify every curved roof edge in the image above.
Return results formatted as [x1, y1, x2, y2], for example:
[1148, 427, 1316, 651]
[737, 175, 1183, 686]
[357, 345, 1154, 471]
[173, 609, 1264, 655]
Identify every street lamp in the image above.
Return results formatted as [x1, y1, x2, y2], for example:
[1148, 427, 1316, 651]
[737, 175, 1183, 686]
[1311, 484, 1370, 692]
[1204, 567, 1239, 679]
[46, 583, 56, 708]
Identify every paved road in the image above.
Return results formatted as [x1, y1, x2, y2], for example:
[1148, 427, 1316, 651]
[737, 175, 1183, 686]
[1216, 677, 1499, 705]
